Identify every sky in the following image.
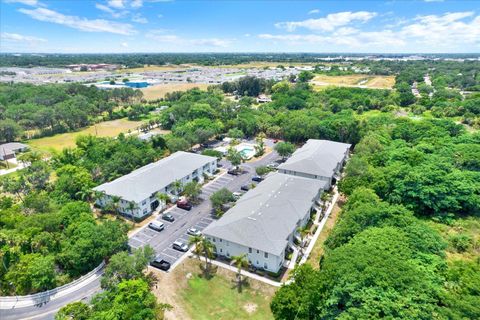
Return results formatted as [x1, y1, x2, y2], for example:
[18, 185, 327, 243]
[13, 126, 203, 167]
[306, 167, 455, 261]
[0, 0, 479, 53]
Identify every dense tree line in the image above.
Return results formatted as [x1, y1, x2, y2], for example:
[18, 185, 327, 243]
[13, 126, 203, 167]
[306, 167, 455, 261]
[271, 115, 480, 319]
[0, 83, 142, 142]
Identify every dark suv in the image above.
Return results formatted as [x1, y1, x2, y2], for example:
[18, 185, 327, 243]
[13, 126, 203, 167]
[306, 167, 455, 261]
[150, 258, 171, 271]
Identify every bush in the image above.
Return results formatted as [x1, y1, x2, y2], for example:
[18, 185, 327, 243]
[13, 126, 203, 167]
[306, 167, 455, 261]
[449, 233, 473, 253]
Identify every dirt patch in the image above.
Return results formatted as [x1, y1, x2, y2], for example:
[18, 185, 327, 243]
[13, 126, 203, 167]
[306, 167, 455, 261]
[311, 75, 395, 90]
[244, 302, 258, 314]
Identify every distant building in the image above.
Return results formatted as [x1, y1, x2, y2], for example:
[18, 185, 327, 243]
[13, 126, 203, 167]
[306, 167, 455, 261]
[0, 142, 29, 160]
[278, 139, 351, 189]
[256, 94, 272, 103]
[93, 151, 217, 218]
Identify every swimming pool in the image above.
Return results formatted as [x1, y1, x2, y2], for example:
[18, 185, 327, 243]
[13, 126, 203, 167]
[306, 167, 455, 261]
[237, 144, 256, 159]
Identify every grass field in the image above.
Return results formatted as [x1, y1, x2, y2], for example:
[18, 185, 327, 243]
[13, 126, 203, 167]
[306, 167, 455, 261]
[306, 197, 344, 269]
[141, 83, 210, 100]
[27, 118, 142, 153]
[151, 258, 276, 320]
[311, 74, 395, 90]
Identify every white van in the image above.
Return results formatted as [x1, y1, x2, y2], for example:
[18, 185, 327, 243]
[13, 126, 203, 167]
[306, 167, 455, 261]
[148, 221, 165, 232]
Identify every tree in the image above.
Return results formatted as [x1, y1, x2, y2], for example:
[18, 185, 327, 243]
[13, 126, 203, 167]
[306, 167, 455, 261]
[5, 253, 56, 294]
[231, 254, 249, 292]
[166, 136, 190, 152]
[255, 165, 271, 177]
[56, 302, 92, 320]
[189, 236, 214, 276]
[254, 133, 266, 157]
[227, 128, 244, 139]
[127, 201, 139, 219]
[210, 188, 234, 215]
[274, 141, 295, 159]
[101, 246, 155, 290]
[91, 279, 162, 320]
[0, 119, 22, 142]
[54, 165, 94, 201]
[226, 147, 244, 168]
[110, 195, 122, 217]
[182, 181, 201, 203]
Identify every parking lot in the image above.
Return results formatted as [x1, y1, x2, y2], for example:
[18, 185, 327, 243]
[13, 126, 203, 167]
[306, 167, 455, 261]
[128, 146, 280, 271]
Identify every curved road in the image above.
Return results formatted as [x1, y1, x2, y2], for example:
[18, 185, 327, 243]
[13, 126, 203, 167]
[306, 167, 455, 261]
[1, 144, 279, 320]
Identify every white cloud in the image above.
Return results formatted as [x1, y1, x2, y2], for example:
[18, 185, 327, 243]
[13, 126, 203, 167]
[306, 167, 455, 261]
[131, 0, 143, 8]
[260, 11, 479, 52]
[132, 13, 148, 23]
[107, 0, 125, 9]
[146, 30, 232, 47]
[157, 14, 163, 18]
[308, 9, 320, 15]
[275, 11, 377, 32]
[19, 7, 136, 35]
[1, 32, 47, 43]
[121, 42, 129, 47]
[4, 0, 39, 6]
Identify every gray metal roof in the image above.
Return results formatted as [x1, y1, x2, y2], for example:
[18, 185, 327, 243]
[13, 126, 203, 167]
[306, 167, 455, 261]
[204, 172, 326, 256]
[0, 142, 29, 155]
[93, 151, 216, 203]
[278, 139, 351, 178]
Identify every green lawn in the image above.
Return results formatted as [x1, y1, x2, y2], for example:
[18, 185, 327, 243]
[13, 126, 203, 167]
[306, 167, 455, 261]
[180, 274, 274, 320]
[27, 118, 142, 153]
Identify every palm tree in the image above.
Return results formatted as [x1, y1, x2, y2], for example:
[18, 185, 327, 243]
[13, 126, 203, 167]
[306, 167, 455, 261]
[111, 195, 122, 217]
[171, 180, 183, 197]
[189, 236, 214, 276]
[127, 201, 138, 220]
[231, 254, 249, 292]
[156, 193, 170, 210]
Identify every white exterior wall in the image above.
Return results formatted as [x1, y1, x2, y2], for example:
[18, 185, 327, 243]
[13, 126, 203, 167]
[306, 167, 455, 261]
[206, 194, 319, 273]
[278, 169, 333, 189]
[95, 159, 217, 218]
[206, 236, 285, 273]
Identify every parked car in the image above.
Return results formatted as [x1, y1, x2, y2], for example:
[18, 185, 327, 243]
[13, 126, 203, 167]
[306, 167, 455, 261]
[267, 163, 279, 169]
[150, 257, 171, 271]
[172, 241, 189, 252]
[227, 168, 240, 175]
[162, 213, 175, 222]
[252, 175, 263, 182]
[241, 185, 250, 191]
[176, 199, 192, 211]
[187, 227, 201, 236]
[233, 192, 243, 200]
[148, 221, 165, 232]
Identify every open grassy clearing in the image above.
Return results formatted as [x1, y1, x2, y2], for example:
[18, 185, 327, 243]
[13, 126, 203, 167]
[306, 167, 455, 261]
[306, 197, 344, 269]
[150, 258, 276, 320]
[428, 217, 480, 262]
[311, 74, 395, 89]
[27, 118, 143, 153]
[141, 83, 210, 101]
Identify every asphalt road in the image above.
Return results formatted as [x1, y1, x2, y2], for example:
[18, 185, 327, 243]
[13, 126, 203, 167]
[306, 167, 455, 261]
[1, 147, 280, 320]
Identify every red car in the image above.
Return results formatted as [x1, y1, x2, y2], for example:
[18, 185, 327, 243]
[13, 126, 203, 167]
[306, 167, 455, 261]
[176, 199, 192, 211]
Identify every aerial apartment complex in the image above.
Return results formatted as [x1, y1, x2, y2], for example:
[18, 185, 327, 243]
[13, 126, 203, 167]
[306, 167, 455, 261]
[204, 139, 351, 273]
[93, 151, 217, 219]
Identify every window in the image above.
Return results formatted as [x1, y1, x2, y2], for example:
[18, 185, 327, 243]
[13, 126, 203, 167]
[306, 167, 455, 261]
[220, 249, 223, 253]
[256, 260, 259, 265]
[256, 250, 259, 254]
[143, 209, 147, 215]
[227, 252, 230, 257]
[212, 238, 216, 242]
[264, 252, 268, 258]
[248, 247, 252, 253]
[219, 239, 222, 242]
[264, 263, 268, 269]
[142, 200, 146, 205]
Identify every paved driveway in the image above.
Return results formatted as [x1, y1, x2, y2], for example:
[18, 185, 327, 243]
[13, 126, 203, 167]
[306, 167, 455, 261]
[128, 147, 280, 270]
